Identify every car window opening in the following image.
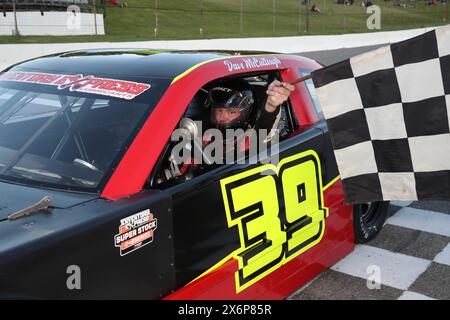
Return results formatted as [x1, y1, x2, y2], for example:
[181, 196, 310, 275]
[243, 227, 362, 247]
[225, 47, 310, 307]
[150, 72, 296, 189]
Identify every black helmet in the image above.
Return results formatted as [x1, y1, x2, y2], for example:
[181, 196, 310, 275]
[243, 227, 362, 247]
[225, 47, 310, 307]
[206, 79, 254, 130]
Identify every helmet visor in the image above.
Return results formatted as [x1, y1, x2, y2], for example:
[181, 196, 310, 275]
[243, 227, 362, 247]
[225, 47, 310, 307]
[208, 87, 251, 110]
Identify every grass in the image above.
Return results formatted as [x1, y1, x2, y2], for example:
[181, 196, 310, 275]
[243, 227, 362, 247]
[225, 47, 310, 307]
[0, 0, 448, 43]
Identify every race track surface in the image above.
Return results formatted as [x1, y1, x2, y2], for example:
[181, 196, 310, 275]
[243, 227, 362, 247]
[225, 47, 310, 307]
[289, 201, 450, 300]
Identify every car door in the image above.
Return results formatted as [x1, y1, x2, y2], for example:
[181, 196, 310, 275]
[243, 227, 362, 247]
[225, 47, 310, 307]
[152, 90, 340, 298]
[164, 125, 340, 295]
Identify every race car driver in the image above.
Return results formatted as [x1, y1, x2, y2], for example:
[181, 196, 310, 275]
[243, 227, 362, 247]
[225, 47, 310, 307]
[164, 79, 294, 182]
[207, 79, 294, 137]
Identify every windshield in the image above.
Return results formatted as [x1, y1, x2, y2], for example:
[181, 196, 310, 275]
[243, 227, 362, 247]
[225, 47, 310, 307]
[0, 77, 162, 193]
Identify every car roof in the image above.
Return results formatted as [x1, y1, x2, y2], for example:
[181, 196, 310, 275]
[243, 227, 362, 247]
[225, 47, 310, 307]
[6, 49, 285, 80]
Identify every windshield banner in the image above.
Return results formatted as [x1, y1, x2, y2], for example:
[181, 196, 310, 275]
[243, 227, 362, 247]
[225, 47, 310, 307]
[0, 71, 151, 100]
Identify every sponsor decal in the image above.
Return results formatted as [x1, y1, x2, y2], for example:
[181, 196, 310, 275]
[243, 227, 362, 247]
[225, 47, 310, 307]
[211, 86, 233, 93]
[114, 209, 157, 256]
[223, 57, 282, 72]
[0, 71, 151, 100]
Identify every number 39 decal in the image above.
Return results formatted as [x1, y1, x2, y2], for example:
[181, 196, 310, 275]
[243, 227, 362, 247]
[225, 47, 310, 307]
[220, 150, 328, 293]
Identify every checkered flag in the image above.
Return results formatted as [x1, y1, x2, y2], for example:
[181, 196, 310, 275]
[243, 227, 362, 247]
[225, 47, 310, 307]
[312, 25, 450, 204]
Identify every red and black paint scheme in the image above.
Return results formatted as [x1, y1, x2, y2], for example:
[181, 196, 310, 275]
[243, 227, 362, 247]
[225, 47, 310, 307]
[0, 49, 385, 299]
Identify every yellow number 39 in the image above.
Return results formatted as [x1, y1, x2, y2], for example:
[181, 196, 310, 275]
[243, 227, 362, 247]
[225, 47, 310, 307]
[220, 150, 328, 293]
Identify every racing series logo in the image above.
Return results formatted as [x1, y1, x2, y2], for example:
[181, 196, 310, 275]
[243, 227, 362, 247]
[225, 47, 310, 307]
[114, 209, 157, 256]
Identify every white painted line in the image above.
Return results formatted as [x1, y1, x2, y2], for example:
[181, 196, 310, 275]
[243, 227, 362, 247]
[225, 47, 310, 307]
[434, 243, 450, 267]
[331, 245, 431, 290]
[390, 201, 414, 207]
[398, 291, 435, 300]
[386, 207, 450, 237]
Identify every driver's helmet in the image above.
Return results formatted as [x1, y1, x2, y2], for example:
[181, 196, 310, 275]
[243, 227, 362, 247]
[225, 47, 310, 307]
[205, 79, 254, 130]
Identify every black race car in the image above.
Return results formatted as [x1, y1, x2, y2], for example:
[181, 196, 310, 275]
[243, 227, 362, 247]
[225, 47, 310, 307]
[0, 49, 388, 299]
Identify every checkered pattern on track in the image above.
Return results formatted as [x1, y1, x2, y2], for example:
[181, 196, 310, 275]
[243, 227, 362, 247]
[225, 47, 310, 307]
[289, 201, 450, 300]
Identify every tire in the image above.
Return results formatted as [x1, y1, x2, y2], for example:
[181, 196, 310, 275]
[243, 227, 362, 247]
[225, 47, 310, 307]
[353, 201, 389, 243]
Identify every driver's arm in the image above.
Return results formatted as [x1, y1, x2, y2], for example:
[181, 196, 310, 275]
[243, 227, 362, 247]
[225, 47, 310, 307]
[265, 80, 294, 113]
[254, 80, 294, 131]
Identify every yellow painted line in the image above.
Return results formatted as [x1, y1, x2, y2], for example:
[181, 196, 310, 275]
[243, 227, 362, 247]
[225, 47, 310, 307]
[323, 175, 340, 191]
[171, 57, 226, 85]
[170, 53, 288, 85]
[187, 253, 235, 285]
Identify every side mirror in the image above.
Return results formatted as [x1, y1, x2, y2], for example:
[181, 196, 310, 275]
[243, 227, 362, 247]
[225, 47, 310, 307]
[179, 118, 198, 139]
[179, 118, 213, 165]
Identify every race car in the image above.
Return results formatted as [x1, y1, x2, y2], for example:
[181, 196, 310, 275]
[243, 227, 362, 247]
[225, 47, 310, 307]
[0, 49, 388, 299]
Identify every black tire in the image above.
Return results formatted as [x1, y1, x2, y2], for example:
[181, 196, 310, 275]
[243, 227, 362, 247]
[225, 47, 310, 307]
[353, 201, 389, 243]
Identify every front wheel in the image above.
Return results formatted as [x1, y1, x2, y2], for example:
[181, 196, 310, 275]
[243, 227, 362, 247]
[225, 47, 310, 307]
[353, 201, 389, 243]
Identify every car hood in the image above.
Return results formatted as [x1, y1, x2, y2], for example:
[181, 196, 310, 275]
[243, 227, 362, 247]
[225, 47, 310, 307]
[0, 181, 99, 221]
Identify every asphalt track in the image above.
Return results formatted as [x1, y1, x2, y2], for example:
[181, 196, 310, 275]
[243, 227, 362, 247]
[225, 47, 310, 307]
[289, 46, 450, 300]
[296, 44, 387, 65]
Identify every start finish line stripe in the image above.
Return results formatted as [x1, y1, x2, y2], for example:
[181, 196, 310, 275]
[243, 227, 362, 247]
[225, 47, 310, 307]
[330, 245, 430, 291]
[386, 207, 450, 237]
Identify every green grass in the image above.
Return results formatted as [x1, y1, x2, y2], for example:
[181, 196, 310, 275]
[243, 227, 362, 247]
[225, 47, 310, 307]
[0, 0, 448, 43]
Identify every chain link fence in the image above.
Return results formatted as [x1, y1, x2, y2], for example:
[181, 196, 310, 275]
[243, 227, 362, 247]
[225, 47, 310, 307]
[99, 0, 448, 38]
[1, 0, 448, 39]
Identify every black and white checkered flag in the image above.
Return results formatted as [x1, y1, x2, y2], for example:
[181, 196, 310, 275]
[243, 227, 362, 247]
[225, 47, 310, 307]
[312, 25, 450, 204]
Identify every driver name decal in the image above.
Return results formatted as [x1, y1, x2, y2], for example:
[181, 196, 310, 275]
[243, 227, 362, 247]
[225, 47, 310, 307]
[223, 57, 282, 72]
[114, 209, 158, 256]
[0, 71, 151, 100]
